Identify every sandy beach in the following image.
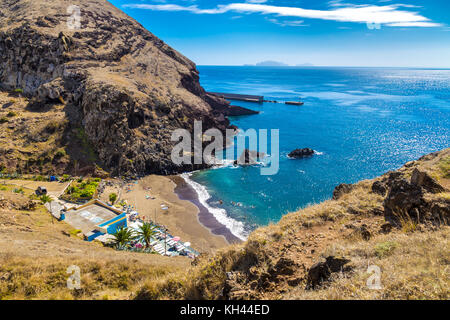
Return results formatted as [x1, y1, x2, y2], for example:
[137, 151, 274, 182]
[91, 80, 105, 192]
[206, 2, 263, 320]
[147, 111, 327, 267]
[100, 175, 230, 253]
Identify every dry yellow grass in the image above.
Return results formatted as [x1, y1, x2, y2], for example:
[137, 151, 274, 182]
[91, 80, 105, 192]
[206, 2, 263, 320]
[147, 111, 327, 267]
[285, 228, 449, 300]
[0, 254, 176, 300]
[0, 184, 190, 300]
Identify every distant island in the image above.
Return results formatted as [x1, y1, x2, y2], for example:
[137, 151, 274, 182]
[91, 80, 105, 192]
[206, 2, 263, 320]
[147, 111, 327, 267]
[255, 60, 289, 67]
[244, 61, 314, 67]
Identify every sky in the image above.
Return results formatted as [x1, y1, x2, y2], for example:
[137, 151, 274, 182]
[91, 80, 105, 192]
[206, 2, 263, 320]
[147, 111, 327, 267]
[109, 0, 450, 67]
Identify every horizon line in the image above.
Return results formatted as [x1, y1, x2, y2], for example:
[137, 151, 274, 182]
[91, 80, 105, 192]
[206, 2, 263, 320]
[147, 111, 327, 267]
[196, 65, 450, 69]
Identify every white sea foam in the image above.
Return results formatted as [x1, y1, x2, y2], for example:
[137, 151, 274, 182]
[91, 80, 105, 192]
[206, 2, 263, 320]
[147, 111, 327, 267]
[180, 172, 248, 241]
[210, 154, 268, 169]
[210, 157, 235, 169]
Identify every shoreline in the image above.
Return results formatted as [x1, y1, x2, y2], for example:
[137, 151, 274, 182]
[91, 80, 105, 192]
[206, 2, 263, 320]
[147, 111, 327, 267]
[168, 126, 248, 244]
[170, 175, 243, 244]
[100, 175, 230, 253]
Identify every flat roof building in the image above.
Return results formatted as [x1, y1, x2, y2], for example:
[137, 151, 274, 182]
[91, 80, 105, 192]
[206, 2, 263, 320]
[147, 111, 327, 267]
[64, 200, 127, 242]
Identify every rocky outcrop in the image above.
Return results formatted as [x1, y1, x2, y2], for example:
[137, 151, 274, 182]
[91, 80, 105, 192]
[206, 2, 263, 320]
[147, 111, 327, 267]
[288, 148, 315, 159]
[332, 183, 354, 200]
[306, 256, 352, 289]
[233, 149, 265, 166]
[410, 168, 445, 193]
[0, 0, 236, 176]
[371, 181, 387, 196]
[222, 106, 259, 117]
[382, 170, 449, 226]
[208, 101, 259, 117]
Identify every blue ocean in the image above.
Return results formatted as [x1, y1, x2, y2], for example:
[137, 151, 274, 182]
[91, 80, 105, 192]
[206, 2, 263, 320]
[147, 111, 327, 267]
[184, 67, 450, 240]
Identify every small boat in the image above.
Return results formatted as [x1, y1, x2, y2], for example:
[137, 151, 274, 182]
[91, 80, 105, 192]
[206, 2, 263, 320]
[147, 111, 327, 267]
[285, 101, 304, 106]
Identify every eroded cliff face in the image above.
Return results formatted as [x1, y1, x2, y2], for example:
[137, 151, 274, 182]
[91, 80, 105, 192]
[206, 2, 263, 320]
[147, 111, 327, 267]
[0, 0, 231, 176]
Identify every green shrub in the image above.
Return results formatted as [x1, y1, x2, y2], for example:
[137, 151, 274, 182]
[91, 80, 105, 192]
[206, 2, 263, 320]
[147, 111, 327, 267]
[13, 187, 24, 194]
[6, 111, 17, 117]
[109, 193, 118, 204]
[64, 179, 99, 201]
[0, 117, 8, 124]
[375, 241, 398, 258]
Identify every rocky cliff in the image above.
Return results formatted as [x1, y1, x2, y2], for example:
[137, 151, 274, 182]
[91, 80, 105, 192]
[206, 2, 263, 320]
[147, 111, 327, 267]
[0, 0, 232, 176]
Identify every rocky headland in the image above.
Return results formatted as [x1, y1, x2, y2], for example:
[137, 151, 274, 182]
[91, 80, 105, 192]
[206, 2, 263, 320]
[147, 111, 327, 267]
[0, 0, 253, 177]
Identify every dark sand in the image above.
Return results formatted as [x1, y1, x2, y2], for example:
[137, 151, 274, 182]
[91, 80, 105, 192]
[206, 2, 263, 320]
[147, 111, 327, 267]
[170, 176, 242, 244]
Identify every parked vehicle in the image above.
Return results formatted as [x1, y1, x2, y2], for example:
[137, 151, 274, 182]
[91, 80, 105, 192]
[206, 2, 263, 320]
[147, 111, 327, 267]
[36, 186, 47, 195]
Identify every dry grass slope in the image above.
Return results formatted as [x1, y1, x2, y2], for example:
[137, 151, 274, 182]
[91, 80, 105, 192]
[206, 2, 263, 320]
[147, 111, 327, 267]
[135, 149, 449, 300]
[0, 182, 190, 300]
[1, 149, 449, 300]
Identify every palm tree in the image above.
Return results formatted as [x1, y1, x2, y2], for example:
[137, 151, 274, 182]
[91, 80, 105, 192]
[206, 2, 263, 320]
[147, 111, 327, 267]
[40, 194, 53, 204]
[136, 223, 157, 249]
[110, 226, 136, 249]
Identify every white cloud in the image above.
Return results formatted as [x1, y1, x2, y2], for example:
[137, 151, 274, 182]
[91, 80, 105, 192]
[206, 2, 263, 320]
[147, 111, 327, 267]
[386, 22, 442, 27]
[123, 2, 443, 27]
[266, 18, 308, 27]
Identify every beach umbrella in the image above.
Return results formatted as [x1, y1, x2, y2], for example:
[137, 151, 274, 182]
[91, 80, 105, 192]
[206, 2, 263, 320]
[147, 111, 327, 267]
[184, 242, 191, 247]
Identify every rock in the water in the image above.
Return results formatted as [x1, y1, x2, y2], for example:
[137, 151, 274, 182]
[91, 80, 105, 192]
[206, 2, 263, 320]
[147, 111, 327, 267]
[288, 148, 315, 159]
[234, 149, 265, 166]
